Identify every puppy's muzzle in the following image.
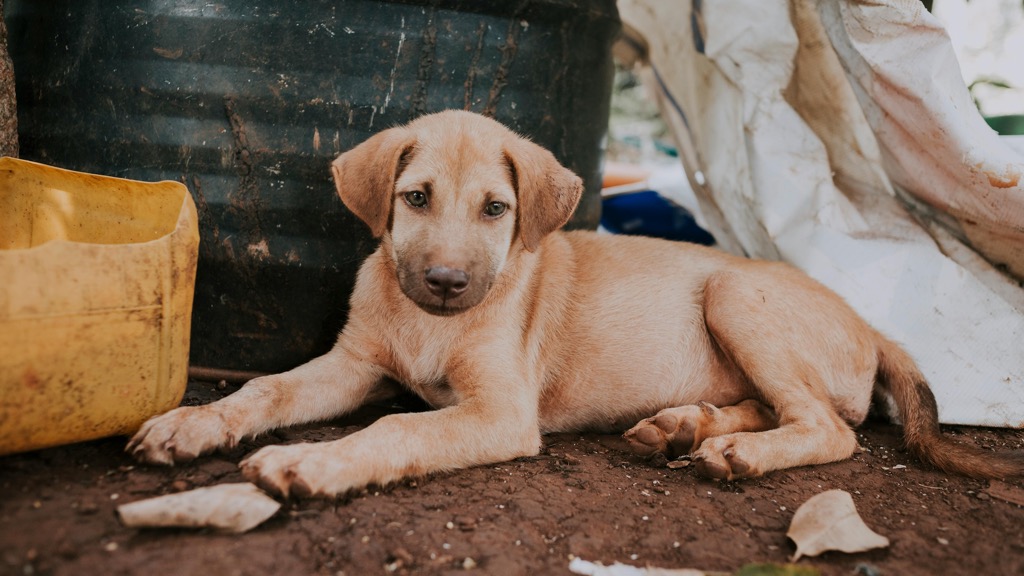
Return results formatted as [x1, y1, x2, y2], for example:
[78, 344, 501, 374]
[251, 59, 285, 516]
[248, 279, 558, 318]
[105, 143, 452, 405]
[424, 266, 470, 300]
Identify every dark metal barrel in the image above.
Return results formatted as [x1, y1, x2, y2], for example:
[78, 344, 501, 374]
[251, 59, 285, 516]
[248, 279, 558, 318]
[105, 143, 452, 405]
[6, 0, 619, 373]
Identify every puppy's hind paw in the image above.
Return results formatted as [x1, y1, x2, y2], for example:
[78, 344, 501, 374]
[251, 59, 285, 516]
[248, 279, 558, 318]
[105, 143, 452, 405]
[692, 436, 756, 481]
[624, 404, 711, 459]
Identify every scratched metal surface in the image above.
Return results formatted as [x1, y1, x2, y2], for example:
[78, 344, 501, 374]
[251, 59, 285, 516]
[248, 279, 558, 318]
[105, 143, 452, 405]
[6, 0, 620, 373]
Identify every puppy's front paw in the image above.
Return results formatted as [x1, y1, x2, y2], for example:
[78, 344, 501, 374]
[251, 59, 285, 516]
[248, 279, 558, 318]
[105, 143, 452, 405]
[127, 406, 236, 465]
[240, 444, 349, 499]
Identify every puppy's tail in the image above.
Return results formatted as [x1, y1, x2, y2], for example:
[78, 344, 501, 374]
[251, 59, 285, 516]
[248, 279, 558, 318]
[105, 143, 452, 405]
[875, 337, 1024, 479]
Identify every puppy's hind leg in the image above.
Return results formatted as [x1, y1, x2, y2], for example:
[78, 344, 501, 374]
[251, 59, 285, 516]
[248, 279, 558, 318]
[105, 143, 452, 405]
[690, 405, 857, 480]
[624, 399, 778, 459]
[686, 269, 863, 480]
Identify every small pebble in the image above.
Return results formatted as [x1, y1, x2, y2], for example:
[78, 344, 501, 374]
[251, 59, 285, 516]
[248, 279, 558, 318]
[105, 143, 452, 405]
[937, 537, 950, 545]
[76, 501, 99, 516]
[977, 492, 990, 501]
[104, 542, 118, 552]
[217, 380, 228, 390]
[462, 557, 477, 570]
[171, 480, 190, 492]
[392, 547, 414, 564]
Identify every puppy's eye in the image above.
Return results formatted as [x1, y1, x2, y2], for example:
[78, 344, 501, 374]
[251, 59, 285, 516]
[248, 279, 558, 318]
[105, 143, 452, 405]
[484, 201, 507, 218]
[404, 191, 428, 208]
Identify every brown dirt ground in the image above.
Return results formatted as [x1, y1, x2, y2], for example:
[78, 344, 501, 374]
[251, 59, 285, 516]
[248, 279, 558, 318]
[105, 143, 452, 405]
[2, 380, 1024, 576]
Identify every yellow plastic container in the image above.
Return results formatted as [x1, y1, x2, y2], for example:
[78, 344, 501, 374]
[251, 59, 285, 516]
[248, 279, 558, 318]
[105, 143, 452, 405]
[0, 157, 198, 455]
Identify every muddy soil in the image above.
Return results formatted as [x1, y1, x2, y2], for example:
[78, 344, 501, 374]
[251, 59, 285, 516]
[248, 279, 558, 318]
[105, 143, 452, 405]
[2, 380, 1023, 576]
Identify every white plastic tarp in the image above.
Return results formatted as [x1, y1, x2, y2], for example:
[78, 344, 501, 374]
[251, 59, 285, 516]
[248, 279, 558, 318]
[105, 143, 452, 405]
[618, 0, 1024, 427]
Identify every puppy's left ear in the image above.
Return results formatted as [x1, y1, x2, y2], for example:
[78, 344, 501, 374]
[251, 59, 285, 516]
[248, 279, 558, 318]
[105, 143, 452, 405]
[331, 128, 417, 237]
[504, 137, 583, 252]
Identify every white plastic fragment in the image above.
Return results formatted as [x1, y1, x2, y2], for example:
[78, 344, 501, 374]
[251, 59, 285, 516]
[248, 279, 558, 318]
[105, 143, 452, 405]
[116, 483, 281, 534]
[568, 557, 706, 576]
[787, 489, 889, 561]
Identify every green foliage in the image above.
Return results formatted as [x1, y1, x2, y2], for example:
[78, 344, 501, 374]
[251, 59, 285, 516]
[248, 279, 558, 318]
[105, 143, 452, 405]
[735, 563, 822, 576]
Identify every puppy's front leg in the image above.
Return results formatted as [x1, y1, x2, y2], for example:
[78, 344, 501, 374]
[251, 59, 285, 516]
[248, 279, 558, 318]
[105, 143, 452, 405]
[128, 341, 388, 465]
[239, 370, 542, 498]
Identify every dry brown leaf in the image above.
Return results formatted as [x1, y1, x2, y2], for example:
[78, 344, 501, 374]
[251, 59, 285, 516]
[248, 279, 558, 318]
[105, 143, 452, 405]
[116, 483, 280, 534]
[786, 489, 889, 561]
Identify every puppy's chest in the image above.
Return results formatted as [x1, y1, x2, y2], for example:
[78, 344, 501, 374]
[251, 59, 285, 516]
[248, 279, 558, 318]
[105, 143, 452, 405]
[384, 325, 460, 408]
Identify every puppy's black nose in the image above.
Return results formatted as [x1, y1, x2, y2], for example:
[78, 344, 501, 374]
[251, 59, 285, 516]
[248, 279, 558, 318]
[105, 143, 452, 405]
[424, 266, 470, 298]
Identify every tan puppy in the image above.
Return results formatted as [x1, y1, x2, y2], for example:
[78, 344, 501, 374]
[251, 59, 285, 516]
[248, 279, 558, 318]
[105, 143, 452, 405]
[128, 110, 1023, 497]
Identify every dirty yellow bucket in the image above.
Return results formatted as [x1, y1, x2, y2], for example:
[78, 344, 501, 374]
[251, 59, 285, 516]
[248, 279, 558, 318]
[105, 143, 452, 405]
[0, 157, 198, 455]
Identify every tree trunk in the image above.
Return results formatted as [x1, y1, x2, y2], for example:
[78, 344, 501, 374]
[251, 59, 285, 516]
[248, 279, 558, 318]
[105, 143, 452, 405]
[0, 0, 19, 158]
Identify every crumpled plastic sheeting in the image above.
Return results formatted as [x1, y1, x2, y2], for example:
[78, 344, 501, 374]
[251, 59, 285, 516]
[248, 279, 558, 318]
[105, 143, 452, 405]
[821, 1, 1024, 278]
[619, 0, 1024, 427]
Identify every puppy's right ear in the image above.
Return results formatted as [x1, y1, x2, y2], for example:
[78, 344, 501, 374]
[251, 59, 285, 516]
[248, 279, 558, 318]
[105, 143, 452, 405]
[331, 128, 416, 237]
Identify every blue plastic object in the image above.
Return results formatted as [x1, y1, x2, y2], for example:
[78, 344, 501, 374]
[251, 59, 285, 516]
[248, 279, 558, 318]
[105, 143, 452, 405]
[601, 190, 715, 245]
